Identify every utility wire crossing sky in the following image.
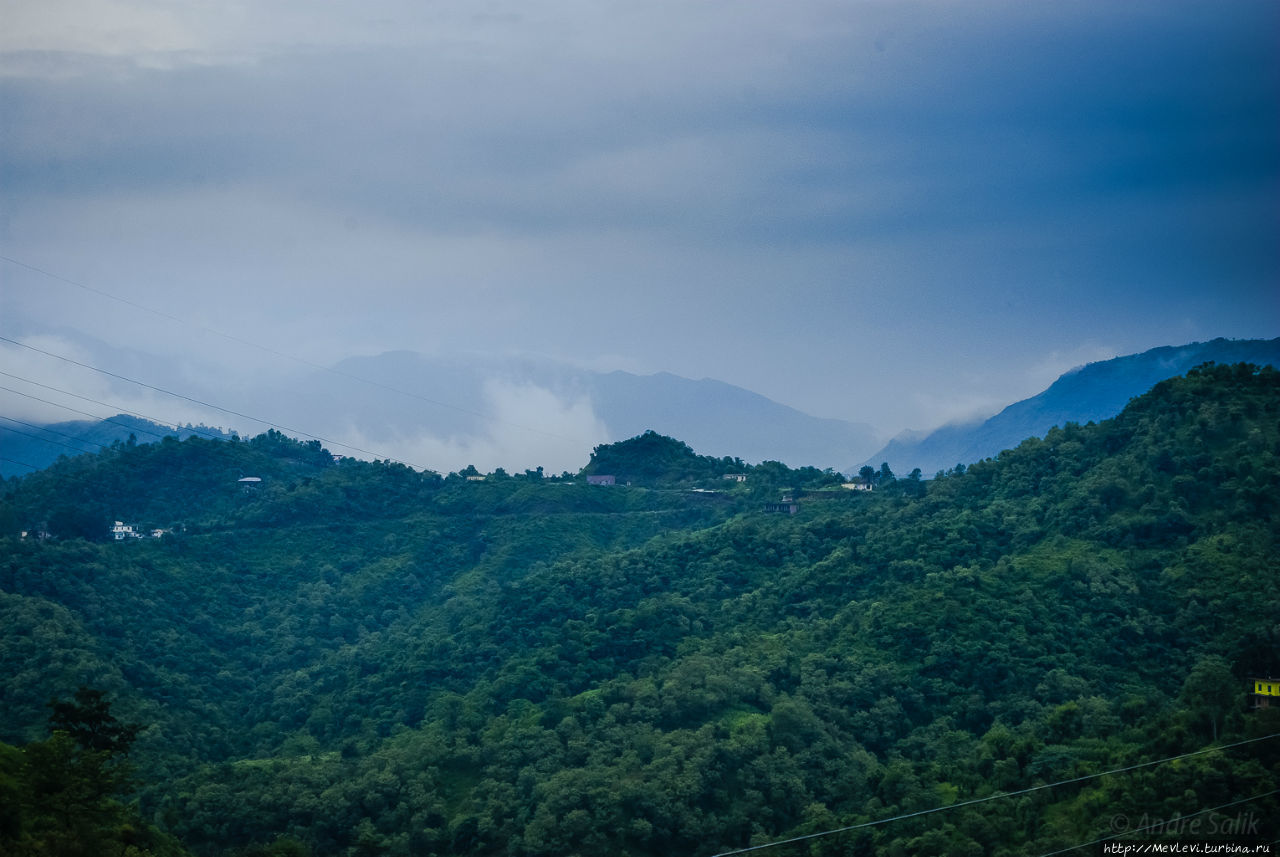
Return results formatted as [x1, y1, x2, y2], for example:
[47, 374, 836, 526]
[2, 0, 1277, 471]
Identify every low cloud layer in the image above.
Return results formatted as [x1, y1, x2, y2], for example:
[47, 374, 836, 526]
[337, 378, 609, 475]
[0, 335, 233, 430]
[1, 334, 609, 473]
[2, 1, 1277, 439]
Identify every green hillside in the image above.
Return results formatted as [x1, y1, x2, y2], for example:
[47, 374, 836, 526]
[1, 363, 1278, 856]
[0, 414, 238, 479]
[864, 336, 1280, 476]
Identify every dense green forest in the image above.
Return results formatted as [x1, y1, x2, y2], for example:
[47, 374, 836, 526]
[1, 363, 1278, 856]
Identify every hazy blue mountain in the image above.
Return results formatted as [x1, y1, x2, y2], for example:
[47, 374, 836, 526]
[861, 337, 1280, 476]
[3, 346, 879, 476]
[0, 415, 234, 479]
[583, 369, 879, 470]
[249, 351, 882, 471]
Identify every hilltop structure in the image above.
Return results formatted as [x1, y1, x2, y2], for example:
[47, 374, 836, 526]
[1250, 677, 1279, 709]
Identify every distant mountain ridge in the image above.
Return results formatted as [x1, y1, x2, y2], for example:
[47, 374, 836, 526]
[0, 416, 235, 479]
[582, 369, 879, 470]
[249, 352, 883, 472]
[2, 362, 1276, 855]
[861, 337, 1280, 476]
[2, 353, 882, 476]
[13, 339, 1276, 480]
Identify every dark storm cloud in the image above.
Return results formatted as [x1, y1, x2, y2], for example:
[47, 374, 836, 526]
[4, 2, 1276, 248]
[1, 0, 1277, 441]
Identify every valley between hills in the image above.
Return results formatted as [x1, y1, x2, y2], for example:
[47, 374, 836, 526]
[1, 363, 1278, 856]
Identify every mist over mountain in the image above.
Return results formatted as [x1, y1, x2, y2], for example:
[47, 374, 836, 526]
[12, 338, 1280, 481]
[2, 363, 1277, 855]
[1, 335, 880, 476]
[244, 351, 882, 474]
[0, 414, 234, 479]
[861, 337, 1280, 476]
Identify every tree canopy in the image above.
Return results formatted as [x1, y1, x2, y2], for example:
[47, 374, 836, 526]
[0, 364, 1277, 855]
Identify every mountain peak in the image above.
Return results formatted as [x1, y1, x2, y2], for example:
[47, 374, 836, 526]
[860, 337, 1280, 475]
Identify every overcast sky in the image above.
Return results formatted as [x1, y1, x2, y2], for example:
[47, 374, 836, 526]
[2, 0, 1277, 467]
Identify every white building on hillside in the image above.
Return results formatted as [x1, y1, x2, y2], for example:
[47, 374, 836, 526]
[112, 521, 142, 540]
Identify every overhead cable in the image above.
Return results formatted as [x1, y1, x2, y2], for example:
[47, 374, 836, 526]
[0, 342, 427, 463]
[1032, 788, 1280, 857]
[0, 370, 431, 470]
[0, 414, 109, 449]
[0, 384, 189, 440]
[709, 733, 1280, 856]
[0, 254, 565, 439]
[0, 455, 41, 472]
[0, 421, 106, 456]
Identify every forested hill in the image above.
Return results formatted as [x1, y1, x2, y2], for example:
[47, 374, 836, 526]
[0, 414, 237, 479]
[2, 363, 1279, 856]
[863, 336, 1280, 476]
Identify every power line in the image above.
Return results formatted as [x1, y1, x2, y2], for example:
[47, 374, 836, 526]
[0, 404, 333, 502]
[0, 388, 438, 520]
[0, 402, 440, 538]
[0, 377, 231, 442]
[0, 412, 231, 456]
[0, 414, 108, 450]
[0, 338, 394, 457]
[0, 420, 106, 456]
[1, 255, 186, 321]
[0, 254, 565, 440]
[1, 336, 304, 440]
[0, 387, 241, 497]
[0, 455, 41, 472]
[0, 370, 432, 470]
[709, 733, 1280, 857]
[0, 384, 192, 441]
[1033, 788, 1280, 857]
